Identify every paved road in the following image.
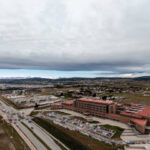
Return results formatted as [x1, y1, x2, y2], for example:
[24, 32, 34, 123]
[0, 100, 65, 150]
[0, 100, 46, 150]
[17, 121, 47, 150]
[12, 123, 37, 150]
[0, 101, 37, 150]
[23, 120, 62, 150]
[0, 100, 47, 150]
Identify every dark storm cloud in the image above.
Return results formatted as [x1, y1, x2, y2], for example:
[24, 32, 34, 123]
[0, 0, 150, 76]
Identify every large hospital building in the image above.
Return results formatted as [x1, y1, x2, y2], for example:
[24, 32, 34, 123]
[52, 98, 150, 134]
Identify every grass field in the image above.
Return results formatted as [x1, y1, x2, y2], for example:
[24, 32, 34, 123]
[101, 124, 124, 139]
[35, 105, 50, 110]
[33, 117, 123, 150]
[30, 111, 40, 116]
[71, 116, 99, 124]
[51, 111, 70, 115]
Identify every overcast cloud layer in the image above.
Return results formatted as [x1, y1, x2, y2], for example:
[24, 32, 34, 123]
[0, 0, 150, 76]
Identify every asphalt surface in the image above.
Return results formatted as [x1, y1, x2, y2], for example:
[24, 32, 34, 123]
[23, 120, 61, 150]
[17, 122, 47, 150]
[0, 100, 62, 150]
[0, 101, 37, 150]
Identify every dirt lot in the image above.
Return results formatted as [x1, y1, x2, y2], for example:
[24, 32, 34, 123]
[40, 87, 80, 95]
[0, 125, 16, 150]
[116, 93, 150, 105]
[0, 116, 30, 150]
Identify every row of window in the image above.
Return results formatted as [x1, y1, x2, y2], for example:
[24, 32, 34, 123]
[76, 102, 107, 112]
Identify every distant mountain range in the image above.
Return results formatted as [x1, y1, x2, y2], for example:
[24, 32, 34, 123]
[0, 76, 150, 83]
[133, 76, 150, 81]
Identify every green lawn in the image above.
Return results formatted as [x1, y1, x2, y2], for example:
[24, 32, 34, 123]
[101, 124, 124, 139]
[71, 116, 99, 124]
[88, 120, 99, 124]
[30, 111, 39, 116]
[52, 111, 70, 115]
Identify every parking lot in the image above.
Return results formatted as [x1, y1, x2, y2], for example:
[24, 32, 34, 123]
[38, 111, 123, 145]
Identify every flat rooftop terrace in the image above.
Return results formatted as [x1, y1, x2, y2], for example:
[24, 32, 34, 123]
[121, 106, 150, 118]
[77, 98, 113, 105]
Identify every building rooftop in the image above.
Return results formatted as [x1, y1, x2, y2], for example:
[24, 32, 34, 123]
[63, 100, 74, 105]
[131, 118, 147, 126]
[77, 98, 113, 105]
[121, 106, 150, 118]
[120, 111, 141, 118]
[137, 106, 150, 118]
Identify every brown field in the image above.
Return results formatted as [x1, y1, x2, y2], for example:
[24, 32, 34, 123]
[0, 126, 16, 150]
[40, 87, 80, 95]
[116, 93, 150, 105]
[0, 117, 30, 150]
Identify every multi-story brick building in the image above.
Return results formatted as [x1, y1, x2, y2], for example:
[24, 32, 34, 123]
[52, 98, 150, 134]
[73, 98, 116, 116]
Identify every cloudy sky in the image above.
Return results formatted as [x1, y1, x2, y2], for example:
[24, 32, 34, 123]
[0, 0, 150, 78]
